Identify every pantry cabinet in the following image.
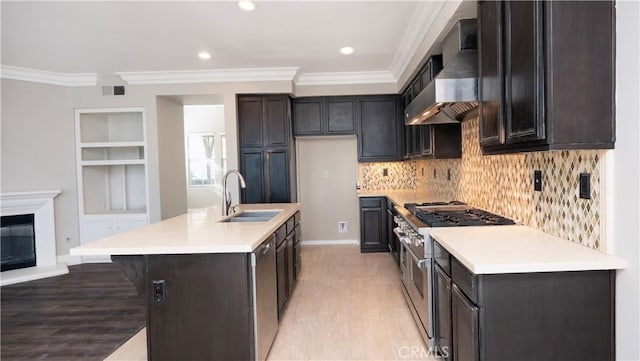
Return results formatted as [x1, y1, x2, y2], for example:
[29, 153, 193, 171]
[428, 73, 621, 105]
[478, 0, 615, 154]
[238, 95, 296, 204]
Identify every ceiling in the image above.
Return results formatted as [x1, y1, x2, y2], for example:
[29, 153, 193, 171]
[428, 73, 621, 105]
[1, 1, 475, 88]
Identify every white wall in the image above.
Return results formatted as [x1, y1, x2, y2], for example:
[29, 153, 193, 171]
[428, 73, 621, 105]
[0, 79, 79, 256]
[184, 104, 226, 210]
[612, 1, 640, 359]
[296, 137, 359, 242]
[156, 96, 187, 219]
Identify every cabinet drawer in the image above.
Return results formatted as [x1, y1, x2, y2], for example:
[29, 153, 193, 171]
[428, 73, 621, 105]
[275, 225, 287, 247]
[286, 216, 295, 235]
[434, 241, 451, 276]
[451, 257, 478, 304]
[360, 197, 384, 208]
[294, 211, 301, 225]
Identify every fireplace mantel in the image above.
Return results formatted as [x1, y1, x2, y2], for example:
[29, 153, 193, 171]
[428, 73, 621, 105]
[1, 190, 68, 286]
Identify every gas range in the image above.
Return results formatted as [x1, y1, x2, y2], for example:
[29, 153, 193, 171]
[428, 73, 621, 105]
[393, 201, 515, 350]
[404, 201, 515, 227]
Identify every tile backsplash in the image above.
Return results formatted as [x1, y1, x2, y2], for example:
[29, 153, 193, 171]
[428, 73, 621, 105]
[358, 116, 606, 250]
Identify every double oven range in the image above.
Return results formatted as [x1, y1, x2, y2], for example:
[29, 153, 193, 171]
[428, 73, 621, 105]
[393, 201, 514, 352]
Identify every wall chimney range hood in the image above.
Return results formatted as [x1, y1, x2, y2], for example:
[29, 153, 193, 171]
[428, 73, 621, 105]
[405, 19, 478, 125]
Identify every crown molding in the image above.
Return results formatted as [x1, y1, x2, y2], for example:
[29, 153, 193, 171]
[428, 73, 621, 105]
[116, 67, 300, 85]
[0, 65, 99, 86]
[295, 71, 396, 86]
[389, 0, 462, 90]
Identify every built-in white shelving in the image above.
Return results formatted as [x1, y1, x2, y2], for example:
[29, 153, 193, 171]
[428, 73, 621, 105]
[75, 108, 149, 244]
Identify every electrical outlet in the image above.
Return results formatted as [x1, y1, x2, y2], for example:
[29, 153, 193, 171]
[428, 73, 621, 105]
[383, 168, 388, 177]
[338, 221, 348, 233]
[534, 170, 542, 191]
[152, 280, 166, 303]
[579, 173, 591, 199]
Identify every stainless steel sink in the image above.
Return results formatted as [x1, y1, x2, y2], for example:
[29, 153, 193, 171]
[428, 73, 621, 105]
[219, 210, 281, 223]
[233, 211, 280, 218]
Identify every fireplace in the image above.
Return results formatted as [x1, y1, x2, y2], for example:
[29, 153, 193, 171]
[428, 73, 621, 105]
[1, 214, 37, 272]
[0, 190, 68, 286]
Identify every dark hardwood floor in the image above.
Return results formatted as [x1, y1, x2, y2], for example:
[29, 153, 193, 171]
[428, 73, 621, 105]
[1, 263, 145, 361]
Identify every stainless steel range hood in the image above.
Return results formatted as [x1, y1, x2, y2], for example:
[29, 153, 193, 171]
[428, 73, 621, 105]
[405, 19, 478, 125]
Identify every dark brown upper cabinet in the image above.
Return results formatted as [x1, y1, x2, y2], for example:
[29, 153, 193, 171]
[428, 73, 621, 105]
[478, 0, 615, 154]
[292, 96, 356, 136]
[405, 124, 462, 159]
[238, 95, 290, 148]
[357, 95, 404, 162]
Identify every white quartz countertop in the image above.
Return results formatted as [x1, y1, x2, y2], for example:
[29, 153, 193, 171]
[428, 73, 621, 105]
[70, 203, 301, 256]
[430, 225, 626, 274]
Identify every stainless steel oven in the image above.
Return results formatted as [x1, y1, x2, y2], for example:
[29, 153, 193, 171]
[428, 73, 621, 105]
[395, 215, 435, 349]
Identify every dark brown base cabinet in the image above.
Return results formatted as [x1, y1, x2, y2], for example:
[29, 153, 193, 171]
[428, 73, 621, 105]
[276, 212, 301, 317]
[359, 197, 389, 253]
[478, 0, 615, 154]
[434, 241, 615, 361]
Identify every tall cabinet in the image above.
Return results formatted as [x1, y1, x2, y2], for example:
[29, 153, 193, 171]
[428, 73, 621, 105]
[238, 95, 296, 204]
[75, 108, 149, 244]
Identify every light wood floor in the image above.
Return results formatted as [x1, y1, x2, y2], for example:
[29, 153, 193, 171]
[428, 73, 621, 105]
[267, 245, 435, 361]
[107, 245, 436, 361]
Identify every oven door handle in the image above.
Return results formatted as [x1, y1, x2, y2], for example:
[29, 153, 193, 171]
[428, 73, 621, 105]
[405, 244, 428, 269]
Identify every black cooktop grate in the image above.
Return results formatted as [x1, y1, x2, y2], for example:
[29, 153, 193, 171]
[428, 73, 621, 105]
[414, 208, 515, 227]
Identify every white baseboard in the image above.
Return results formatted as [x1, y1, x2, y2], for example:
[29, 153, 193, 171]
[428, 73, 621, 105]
[57, 254, 82, 266]
[301, 239, 359, 246]
[57, 254, 112, 265]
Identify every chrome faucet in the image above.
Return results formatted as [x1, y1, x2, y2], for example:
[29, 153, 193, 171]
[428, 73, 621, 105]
[222, 170, 247, 216]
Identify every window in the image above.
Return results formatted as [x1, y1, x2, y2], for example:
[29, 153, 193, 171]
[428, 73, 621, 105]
[186, 133, 216, 186]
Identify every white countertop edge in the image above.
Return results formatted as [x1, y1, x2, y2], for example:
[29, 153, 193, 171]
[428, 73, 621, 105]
[70, 245, 256, 256]
[430, 229, 627, 275]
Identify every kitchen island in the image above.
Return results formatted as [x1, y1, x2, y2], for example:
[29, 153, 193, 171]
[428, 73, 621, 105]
[71, 203, 302, 361]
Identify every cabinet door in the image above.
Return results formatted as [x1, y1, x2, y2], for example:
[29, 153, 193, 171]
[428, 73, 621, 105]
[80, 217, 114, 244]
[113, 217, 147, 235]
[238, 96, 264, 147]
[504, 0, 546, 144]
[292, 98, 323, 136]
[263, 96, 290, 147]
[286, 233, 295, 294]
[359, 198, 388, 253]
[326, 97, 356, 134]
[265, 149, 290, 203]
[358, 96, 402, 162]
[293, 224, 302, 281]
[452, 284, 479, 361]
[276, 240, 288, 317]
[240, 150, 265, 203]
[421, 126, 433, 156]
[435, 265, 453, 361]
[478, 0, 505, 147]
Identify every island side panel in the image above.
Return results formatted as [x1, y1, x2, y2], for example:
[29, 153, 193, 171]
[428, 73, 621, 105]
[146, 253, 254, 361]
[480, 270, 615, 361]
[111, 255, 147, 296]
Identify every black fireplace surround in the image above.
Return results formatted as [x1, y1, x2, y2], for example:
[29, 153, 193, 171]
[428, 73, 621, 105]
[1, 214, 37, 272]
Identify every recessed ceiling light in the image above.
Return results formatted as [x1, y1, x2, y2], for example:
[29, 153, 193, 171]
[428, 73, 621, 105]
[198, 51, 211, 60]
[340, 46, 355, 55]
[237, 0, 256, 11]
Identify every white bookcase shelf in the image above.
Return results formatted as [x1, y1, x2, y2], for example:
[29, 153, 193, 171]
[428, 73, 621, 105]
[75, 108, 149, 244]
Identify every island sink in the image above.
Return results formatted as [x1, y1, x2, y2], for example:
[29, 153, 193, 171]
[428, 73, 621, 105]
[220, 210, 282, 223]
